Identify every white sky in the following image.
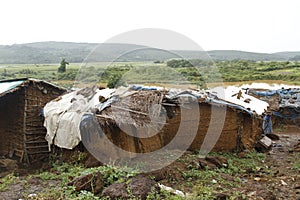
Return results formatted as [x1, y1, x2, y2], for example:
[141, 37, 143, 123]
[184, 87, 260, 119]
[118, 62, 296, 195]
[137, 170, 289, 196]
[0, 0, 299, 53]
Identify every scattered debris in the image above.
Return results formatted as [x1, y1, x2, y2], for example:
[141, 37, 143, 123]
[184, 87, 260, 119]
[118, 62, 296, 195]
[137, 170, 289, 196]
[280, 180, 288, 186]
[255, 136, 272, 152]
[158, 183, 186, 197]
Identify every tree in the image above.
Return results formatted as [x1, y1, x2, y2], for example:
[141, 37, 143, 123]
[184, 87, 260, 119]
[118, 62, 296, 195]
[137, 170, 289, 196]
[107, 74, 125, 88]
[58, 58, 69, 73]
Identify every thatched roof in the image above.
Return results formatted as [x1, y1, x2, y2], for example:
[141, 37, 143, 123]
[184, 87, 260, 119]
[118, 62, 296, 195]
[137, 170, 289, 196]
[97, 90, 168, 127]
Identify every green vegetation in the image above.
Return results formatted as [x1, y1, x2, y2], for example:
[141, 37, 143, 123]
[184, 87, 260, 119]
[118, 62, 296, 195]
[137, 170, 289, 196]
[58, 58, 69, 73]
[0, 173, 17, 191]
[218, 60, 300, 84]
[0, 60, 299, 89]
[0, 151, 289, 199]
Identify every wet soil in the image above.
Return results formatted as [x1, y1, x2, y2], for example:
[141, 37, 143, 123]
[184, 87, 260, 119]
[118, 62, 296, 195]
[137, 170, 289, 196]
[0, 129, 299, 200]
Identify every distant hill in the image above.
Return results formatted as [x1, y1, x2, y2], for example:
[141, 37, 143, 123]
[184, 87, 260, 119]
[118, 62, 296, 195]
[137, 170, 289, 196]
[0, 41, 299, 64]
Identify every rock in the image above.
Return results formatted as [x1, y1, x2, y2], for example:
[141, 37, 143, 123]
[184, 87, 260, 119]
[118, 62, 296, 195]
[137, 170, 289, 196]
[128, 175, 158, 199]
[205, 156, 228, 168]
[102, 182, 129, 199]
[101, 175, 157, 200]
[68, 172, 103, 194]
[215, 193, 229, 200]
[294, 185, 300, 190]
[199, 159, 218, 170]
[84, 154, 102, 168]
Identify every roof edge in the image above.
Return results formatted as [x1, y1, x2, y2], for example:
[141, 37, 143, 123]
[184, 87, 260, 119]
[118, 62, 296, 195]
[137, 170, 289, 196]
[0, 78, 66, 91]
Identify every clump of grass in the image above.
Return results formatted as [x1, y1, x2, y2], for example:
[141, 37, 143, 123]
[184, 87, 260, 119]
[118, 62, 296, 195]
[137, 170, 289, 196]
[0, 173, 18, 191]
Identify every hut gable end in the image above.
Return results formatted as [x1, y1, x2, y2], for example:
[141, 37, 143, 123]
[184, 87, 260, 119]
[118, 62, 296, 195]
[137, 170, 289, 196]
[0, 78, 65, 163]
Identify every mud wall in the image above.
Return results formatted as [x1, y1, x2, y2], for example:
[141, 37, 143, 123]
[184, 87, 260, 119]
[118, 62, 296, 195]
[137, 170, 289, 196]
[96, 103, 262, 158]
[0, 80, 65, 161]
[24, 81, 65, 161]
[0, 89, 25, 157]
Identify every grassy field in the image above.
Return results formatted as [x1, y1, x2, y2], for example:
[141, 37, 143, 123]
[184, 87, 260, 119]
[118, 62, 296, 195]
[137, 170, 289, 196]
[1, 60, 300, 89]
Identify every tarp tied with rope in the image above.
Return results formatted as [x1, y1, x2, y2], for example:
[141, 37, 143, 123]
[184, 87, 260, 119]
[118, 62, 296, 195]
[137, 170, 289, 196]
[249, 88, 300, 126]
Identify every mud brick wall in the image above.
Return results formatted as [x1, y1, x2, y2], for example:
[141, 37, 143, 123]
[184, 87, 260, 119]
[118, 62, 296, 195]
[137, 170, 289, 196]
[96, 102, 262, 159]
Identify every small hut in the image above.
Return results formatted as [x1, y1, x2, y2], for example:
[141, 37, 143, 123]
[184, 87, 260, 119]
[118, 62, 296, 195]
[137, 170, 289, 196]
[248, 88, 300, 126]
[0, 78, 65, 163]
[92, 89, 262, 156]
[44, 87, 263, 163]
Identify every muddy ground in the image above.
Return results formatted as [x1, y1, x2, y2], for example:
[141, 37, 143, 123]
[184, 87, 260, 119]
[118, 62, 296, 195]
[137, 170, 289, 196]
[0, 128, 299, 200]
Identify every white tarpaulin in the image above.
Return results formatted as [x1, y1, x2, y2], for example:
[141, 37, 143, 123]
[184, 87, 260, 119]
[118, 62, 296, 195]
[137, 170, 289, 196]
[44, 88, 115, 149]
[211, 86, 269, 115]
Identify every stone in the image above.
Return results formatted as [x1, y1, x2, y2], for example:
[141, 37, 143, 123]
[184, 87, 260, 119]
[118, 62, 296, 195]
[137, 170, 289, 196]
[68, 172, 103, 194]
[101, 175, 157, 200]
[205, 156, 228, 168]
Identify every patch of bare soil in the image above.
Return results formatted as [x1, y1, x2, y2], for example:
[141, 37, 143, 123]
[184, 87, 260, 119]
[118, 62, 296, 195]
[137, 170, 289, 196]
[256, 132, 300, 199]
[0, 177, 59, 200]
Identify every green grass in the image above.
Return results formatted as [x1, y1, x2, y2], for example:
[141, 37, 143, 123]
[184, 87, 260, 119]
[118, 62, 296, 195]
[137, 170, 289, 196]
[0, 173, 18, 192]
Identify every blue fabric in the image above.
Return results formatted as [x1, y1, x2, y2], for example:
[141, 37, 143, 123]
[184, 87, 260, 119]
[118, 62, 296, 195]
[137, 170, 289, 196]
[263, 114, 273, 134]
[130, 85, 157, 91]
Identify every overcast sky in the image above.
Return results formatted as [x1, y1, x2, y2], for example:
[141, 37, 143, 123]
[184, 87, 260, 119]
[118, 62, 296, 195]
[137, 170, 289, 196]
[0, 0, 299, 53]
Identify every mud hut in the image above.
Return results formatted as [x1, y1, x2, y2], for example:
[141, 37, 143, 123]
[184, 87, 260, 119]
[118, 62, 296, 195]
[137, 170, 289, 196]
[44, 87, 263, 163]
[248, 88, 300, 126]
[0, 78, 65, 163]
[90, 89, 262, 157]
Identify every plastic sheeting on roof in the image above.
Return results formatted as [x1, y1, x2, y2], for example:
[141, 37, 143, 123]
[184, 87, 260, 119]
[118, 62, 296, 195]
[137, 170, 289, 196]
[249, 88, 300, 125]
[0, 80, 24, 95]
[44, 88, 115, 149]
[211, 86, 269, 115]
[44, 86, 267, 150]
[250, 88, 300, 108]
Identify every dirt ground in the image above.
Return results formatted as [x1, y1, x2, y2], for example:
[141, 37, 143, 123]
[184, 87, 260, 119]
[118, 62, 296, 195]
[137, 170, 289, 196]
[239, 131, 300, 200]
[0, 128, 299, 200]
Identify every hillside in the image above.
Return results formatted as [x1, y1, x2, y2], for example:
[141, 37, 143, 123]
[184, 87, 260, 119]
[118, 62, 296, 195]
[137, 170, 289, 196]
[0, 42, 299, 64]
